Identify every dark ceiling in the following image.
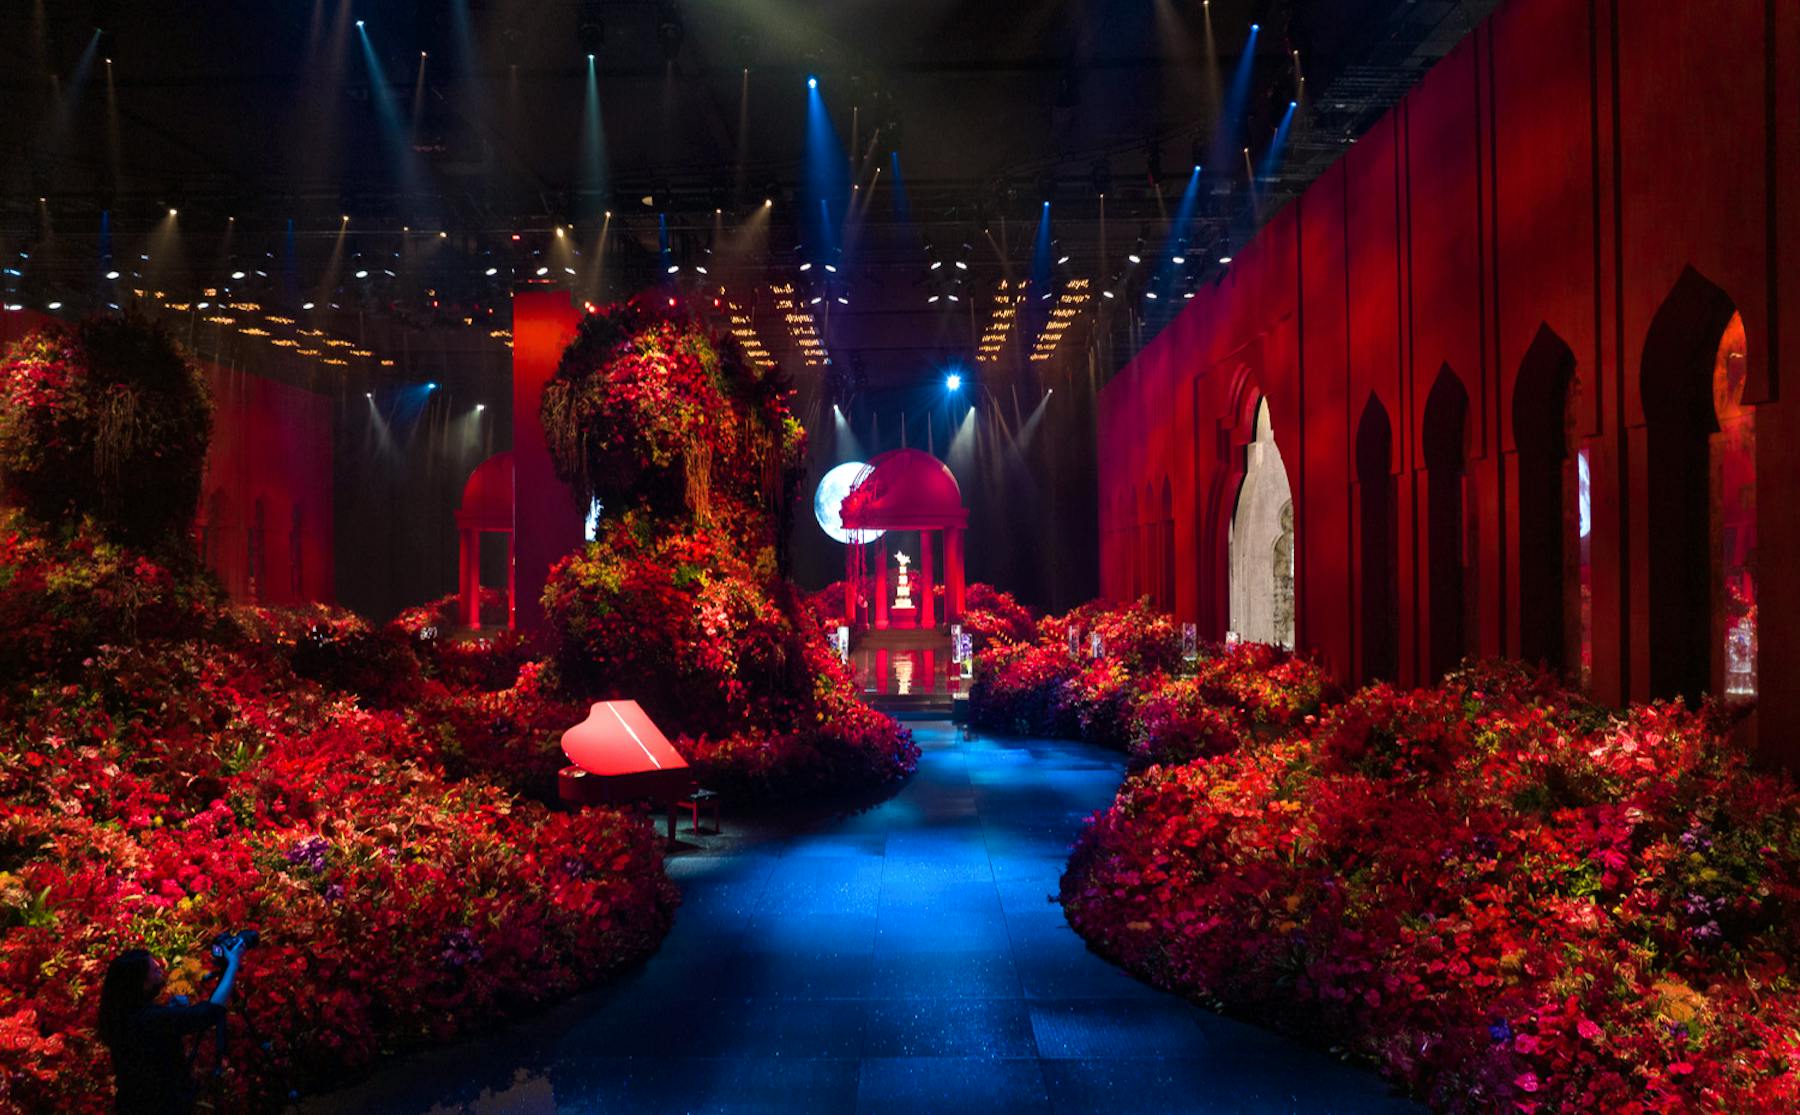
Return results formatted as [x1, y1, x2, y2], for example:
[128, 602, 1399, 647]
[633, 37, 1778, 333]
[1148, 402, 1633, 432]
[0, 0, 1496, 391]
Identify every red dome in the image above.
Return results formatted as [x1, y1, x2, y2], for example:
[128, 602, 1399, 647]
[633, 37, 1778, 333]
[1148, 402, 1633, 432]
[841, 448, 967, 530]
[456, 451, 514, 530]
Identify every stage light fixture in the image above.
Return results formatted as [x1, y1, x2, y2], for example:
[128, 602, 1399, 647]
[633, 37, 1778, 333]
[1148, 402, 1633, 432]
[47, 301, 62, 310]
[799, 262, 812, 272]
[475, 403, 485, 412]
[1219, 255, 1233, 264]
[105, 270, 120, 279]
[302, 301, 315, 309]
[427, 382, 437, 390]
[1057, 255, 1071, 265]
[945, 373, 962, 391]
[1127, 253, 1141, 264]
[167, 208, 178, 217]
[485, 267, 498, 276]
[578, 0, 605, 54]
[808, 75, 818, 90]
[1172, 254, 1186, 265]
[656, 1, 684, 61]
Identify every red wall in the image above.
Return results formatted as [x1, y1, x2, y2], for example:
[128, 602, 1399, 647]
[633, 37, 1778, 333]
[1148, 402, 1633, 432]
[1, 309, 334, 607]
[1099, 0, 1800, 762]
[196, 365, 334, 607]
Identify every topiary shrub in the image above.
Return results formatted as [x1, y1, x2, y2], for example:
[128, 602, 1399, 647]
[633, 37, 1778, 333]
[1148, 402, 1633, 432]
[0, 313, 212, 551]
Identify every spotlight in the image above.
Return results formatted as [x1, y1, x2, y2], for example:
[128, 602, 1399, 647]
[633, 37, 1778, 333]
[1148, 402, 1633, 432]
[230, 270, 246, 279]
[808, 75, 818, 90]
[945, 373, 962, 391]
[356, 19, 365, 29]
[1102, 290, 1116, 299]
[1057, 255, 1071, 265]
[365, 392, 373, 399]
[47, 301, 62, 310]
[655, 1, 684, 61]
[475, 403, 485, 412]
[1219, 255, 1233, 264]
[167, 208, 178, 217]
[426, 381, 438, 390]
[764, 198, 773, 207]
[1146, 291, 1159, 300]
[355, 269, 369, 279]
[954, 261, 968, 271]
[667, 264, 680, 274]
[104, 270, 120, 280]
[485, 267, 498, 276]
[302, 301, 315, 309]
[1172, 255, 1186, 265]
[824, 263, 837, 273]
[577, 0, 605, 54]
[799, 262, 813, 272]
[1127, 253, 1142, 265]
[1250, 23, 1259, 32]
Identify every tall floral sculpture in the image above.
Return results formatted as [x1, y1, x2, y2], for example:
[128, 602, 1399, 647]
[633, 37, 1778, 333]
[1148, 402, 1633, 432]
[540, 297, 916, 800]
[0, 313, 212, 551]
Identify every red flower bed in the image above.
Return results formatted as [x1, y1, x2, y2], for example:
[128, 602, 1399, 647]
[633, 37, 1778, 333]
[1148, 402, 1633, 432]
[1062, 657, 1800, 1112]
[0, 511, 677, 1112]
[967, 599, 1329, 762]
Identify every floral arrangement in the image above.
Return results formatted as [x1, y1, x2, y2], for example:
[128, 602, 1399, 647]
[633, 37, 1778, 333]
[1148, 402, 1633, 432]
[960, 583, 1037, 650]
[390, 589, 532, 693]
[541, 299, 915, 802]
[967, 598, 1325, 760]
[0, 314, 212, 551]
[0, 513, 677, 1112]
[1061, 655, 1800, 1111]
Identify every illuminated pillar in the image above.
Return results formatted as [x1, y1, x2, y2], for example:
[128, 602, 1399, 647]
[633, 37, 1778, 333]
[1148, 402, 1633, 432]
[511, 290, 585, 631]
[845, 543, 859, 626]
[920, 529, 936, 628]
[875, 539, 890, 630]
[505, 531, 517, 629]
[459, 528, 480, 628]
[947, 527, 966, 619]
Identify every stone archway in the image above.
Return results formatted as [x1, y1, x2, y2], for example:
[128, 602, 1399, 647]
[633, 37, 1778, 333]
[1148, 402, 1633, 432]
[1228, 400, 1295, 648]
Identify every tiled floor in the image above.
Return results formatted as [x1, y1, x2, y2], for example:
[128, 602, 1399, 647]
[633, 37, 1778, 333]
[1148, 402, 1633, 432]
[307, 722, 1418, 1114]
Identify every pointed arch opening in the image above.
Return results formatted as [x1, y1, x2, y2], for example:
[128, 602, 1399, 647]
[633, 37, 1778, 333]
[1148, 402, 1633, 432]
[1229, 399, 1296, 647]
[1512, 326, 1582, 679]
[1640, 268, 1753, 704]
[1423, 367, 1471, 680]
[1356, 396, 1398, 682]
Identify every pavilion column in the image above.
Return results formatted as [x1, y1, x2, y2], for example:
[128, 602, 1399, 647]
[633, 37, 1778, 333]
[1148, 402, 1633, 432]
[875, 539, 890, 630]
[920, 530, 936, 628]
[845, 544, 858, 626]
[947, 527, 966, 619]
[505, 532, 517, 629]
[459, 528, 480, 629]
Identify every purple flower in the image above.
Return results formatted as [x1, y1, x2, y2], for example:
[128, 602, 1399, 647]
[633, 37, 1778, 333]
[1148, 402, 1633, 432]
[441, 927, 484, 968]
[323, 883, 345, 903]
[1489, 1018, 1514, 1045]
[285, 835, 329, 873]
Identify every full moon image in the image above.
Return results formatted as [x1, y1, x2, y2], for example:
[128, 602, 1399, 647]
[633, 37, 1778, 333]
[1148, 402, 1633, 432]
[814, 461, 885, 544]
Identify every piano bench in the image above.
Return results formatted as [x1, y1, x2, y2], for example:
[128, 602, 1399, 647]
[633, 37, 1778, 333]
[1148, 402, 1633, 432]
[667, 788, 722, 842]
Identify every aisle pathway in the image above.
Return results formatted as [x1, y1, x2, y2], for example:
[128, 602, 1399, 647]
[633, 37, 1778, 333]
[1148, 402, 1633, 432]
[310, 722, 1416, 1114]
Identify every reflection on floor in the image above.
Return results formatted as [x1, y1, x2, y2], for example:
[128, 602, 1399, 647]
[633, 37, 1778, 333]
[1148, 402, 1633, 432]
[306, 722, 1418, 1114]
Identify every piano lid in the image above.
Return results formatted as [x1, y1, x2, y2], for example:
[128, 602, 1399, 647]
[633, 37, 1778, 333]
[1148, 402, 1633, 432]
[561, 700, 691, 777]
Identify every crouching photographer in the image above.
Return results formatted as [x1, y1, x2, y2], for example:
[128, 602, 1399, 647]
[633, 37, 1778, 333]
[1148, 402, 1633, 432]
[97, 930, 257, 1115]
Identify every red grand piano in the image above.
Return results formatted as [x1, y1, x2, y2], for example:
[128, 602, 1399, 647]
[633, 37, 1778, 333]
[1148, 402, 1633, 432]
[557, 700, 714, 840]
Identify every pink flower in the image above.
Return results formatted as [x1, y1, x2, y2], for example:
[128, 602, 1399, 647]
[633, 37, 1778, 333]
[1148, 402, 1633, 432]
[1576, 1018, 1601, 1041]
[1513, 1073, 1540, 1093]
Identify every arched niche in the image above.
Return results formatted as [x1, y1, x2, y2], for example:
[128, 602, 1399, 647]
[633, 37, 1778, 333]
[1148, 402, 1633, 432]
[1228, 399, 1295, 647]
[1511, 326, 1581, 679]
[1422, 367, 1471, 680]
[1356, 395, 1399, 681]
[1640, 268, 1750, 703]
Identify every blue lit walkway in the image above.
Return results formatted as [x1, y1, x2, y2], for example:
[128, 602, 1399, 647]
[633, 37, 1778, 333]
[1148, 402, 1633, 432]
[310, 722, 1415, 1114]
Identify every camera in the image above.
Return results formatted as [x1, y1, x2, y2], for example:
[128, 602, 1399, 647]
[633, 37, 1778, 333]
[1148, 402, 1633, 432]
[209, 929, 260, 964]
